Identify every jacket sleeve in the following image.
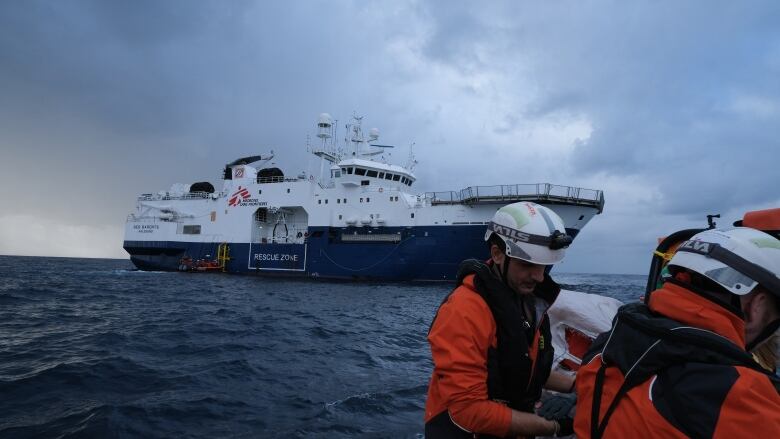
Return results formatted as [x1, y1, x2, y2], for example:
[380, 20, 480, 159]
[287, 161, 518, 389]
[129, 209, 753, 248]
[428, 290, 512, 437]
[713, 367, 780, 439]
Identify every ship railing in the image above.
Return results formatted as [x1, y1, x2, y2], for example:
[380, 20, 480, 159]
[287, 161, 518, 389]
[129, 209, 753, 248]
[137, 191, 224, 202]
[425, 183, 605, 212]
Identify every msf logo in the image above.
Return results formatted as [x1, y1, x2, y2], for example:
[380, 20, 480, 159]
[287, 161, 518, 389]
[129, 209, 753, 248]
[228, 186, 251, 207]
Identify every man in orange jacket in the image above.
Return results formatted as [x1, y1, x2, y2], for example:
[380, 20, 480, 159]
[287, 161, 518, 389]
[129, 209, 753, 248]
[574, 227, 780, 438]
[425, 202, 577, 438]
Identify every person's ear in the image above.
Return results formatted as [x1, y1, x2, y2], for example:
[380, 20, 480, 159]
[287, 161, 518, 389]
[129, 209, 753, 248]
[490, 244, 505, 266]
[743, 291, 767, 323]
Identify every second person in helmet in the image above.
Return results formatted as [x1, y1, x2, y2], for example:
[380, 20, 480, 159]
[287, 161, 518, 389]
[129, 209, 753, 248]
[425, 202, 577, 438]
[573, 227, 780, 438]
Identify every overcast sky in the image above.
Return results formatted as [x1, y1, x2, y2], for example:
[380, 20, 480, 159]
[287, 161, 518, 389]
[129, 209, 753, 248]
[1, 1, 779, 274]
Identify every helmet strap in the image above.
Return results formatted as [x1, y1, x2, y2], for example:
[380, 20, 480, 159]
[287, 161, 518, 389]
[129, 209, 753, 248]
[501, 256, 511, 289]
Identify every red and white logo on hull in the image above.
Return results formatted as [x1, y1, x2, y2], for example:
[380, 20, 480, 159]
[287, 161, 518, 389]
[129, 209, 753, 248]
[228, 186, 251, 207]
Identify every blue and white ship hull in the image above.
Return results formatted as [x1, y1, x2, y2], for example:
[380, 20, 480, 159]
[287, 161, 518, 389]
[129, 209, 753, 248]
[123, 115, 604, 281]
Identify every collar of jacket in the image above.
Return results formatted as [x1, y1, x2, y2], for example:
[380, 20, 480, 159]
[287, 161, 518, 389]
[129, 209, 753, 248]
[649, 281, 746, 348]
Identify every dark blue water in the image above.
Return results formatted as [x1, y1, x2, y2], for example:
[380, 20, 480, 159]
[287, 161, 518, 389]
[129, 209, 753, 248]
[0, 256, 645, 438]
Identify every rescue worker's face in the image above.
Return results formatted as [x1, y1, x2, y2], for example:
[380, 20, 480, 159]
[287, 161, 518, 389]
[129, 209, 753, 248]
[490, 244, 546, 295]
[507, 259, 546, 295]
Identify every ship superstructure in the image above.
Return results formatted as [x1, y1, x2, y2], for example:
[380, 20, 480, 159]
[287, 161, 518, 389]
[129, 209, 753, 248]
[123, 114, 605, 280]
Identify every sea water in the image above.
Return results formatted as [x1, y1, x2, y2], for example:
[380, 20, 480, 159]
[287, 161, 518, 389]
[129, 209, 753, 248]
[0, 256, 645, 438]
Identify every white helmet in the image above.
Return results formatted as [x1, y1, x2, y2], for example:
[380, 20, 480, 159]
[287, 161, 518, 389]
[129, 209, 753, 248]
[484, 202, 572, 265]
[668, 227, 780, 296]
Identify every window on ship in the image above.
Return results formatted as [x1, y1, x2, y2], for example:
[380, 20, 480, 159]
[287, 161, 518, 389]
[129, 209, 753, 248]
[355, 168, 366, 176]
[392, 175, 400, 181]
[366, 170, 378, 178]
[183, 225, 201, 234]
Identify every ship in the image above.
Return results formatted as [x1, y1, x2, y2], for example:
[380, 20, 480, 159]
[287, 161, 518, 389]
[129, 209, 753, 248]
[123, 114, 605, 281]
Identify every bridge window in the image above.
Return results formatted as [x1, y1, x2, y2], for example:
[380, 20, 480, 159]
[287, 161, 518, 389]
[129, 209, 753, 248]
[325, 199, 328, 204]
[392, 175, 400, 181]
[343, 198, 347, 203]
[384, 173, 392, 180]
[366, 170, 378, 178]
[378, 172, 385, 179]
[346, 167, 353, 174]
[355, 168, 366, 176]
[366, 197, 370, 203]
[183, 225, 201, 235]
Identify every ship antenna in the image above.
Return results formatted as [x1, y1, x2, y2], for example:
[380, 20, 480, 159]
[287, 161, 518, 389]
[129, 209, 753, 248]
[406, 142, 418, 170]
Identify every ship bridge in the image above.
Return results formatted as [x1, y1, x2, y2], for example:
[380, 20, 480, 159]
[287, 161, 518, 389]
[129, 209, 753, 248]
[425, 183, 605, 213]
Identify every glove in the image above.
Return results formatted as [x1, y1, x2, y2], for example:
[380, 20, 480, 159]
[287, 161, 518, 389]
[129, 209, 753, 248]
[538, 393, 576, 437]
[538, 393, 576, 420]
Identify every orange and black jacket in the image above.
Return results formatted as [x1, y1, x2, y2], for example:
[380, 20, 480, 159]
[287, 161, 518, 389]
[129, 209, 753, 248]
[574, 280, 780, 439]
[425, 260, 559, 438]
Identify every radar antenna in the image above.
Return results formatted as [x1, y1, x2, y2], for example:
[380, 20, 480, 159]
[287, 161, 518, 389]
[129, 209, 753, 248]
[406, 142, 418, 171]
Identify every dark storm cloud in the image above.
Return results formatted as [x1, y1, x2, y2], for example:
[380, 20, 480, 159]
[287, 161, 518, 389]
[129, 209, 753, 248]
[0, 0, 221, 135]
[418, 1, 780, 218]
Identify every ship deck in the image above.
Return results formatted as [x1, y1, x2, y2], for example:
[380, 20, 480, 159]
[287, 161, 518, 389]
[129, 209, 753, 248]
[425, 183, 605, 213]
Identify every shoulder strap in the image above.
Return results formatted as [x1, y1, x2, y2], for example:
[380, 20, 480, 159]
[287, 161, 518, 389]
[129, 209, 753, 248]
[590, 360, 641, 439]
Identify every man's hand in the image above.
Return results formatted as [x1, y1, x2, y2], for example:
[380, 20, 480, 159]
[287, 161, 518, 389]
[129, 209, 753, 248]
[538, 393, 576, 436]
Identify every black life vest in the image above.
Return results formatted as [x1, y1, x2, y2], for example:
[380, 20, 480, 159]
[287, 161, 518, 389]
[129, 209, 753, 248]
[426, 259, 558, 438]
[586, 302, 780, 439]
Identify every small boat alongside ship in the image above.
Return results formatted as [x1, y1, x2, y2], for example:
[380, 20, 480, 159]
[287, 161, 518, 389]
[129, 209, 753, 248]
[123, 114, 605, 281]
